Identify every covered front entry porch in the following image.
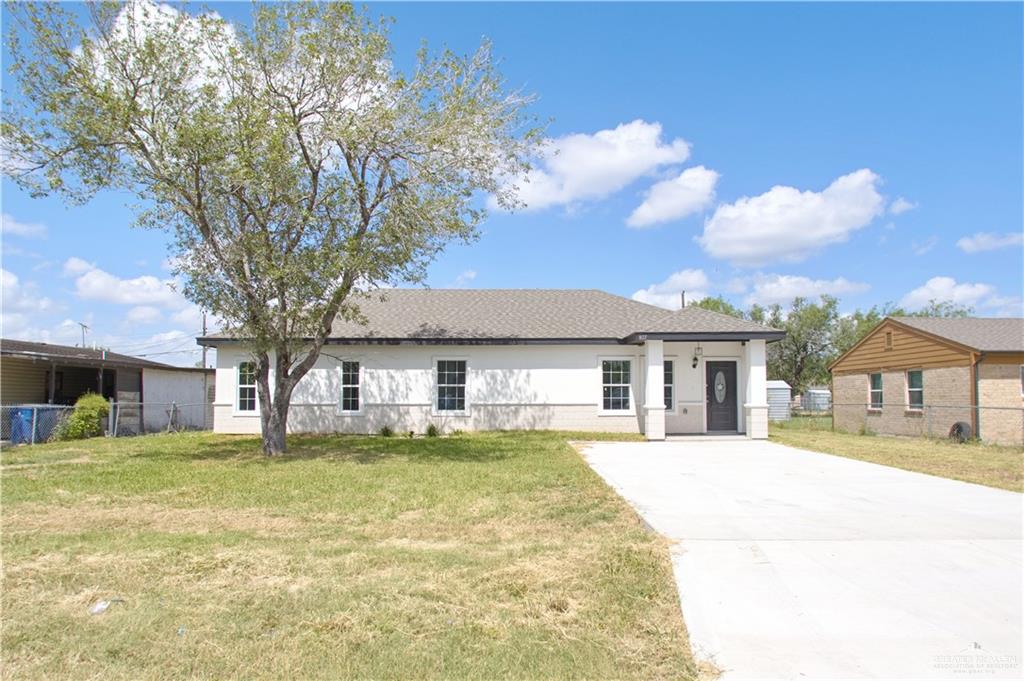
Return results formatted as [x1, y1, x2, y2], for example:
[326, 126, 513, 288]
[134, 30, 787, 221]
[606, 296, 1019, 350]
[635, 336, 770, 441]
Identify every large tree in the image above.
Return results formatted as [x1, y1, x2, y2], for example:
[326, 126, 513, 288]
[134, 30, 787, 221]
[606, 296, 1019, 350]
[3, 1, 539, 453]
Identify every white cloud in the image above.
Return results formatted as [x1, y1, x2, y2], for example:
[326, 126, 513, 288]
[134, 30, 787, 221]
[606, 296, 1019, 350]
[62, 257, 95, 276]
[626, 166, 719, 228]
[1, 268, 56, 312]
[743, 274, 869, 306]
[889, 197, 916, 215]
[911, 236, 938, 256]
[126, 305, 163, 324]
[1, 213, 47, 238]
[899, 276, 1022, 315]
[494, 120, 691, 211]
[698, 169, 886, 266]
[955, 232, 1024, 254]
[451, 269, 478, 288]
[631, 269, 709, 310]
[62, 258, 187, 309]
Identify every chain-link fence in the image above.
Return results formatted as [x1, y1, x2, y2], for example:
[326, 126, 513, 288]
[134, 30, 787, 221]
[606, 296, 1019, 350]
[109, 401, 211, 436]
[2, 400, 212, 445]
[777, 402, 1024, 447]
[1, 404, 74, 445]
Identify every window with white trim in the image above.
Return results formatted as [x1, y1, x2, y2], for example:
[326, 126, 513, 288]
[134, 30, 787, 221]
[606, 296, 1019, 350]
[237, 362, 257, 412]
[664, 360, 674, 411]
[436, 360, 466, 412]
[602, 359, 631, 411]
[340, 361, 360, 412]
[906, 370, 923, 410]
[869, 372, 883, 409]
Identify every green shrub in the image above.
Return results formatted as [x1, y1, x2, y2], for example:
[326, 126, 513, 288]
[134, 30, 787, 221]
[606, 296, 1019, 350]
[53, 393, 109, 440]
[425, 423, 440, 438]
[379, 425, 393, 438]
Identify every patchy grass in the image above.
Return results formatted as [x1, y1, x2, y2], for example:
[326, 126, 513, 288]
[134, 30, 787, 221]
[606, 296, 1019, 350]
[1, 431, 698, 680]
[771, 422, 1023, 492]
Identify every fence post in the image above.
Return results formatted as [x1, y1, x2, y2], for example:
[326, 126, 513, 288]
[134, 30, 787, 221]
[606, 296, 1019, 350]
[108, 399, 115, 437]
[30, 407, 38, 445]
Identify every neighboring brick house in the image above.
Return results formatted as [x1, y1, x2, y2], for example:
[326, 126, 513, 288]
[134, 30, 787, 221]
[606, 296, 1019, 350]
[829, 317, 1023, 446]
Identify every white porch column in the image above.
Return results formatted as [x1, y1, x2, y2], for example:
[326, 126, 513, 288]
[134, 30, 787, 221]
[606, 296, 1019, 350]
[744, 339, 769, 439]
[644, 339, 666, 440]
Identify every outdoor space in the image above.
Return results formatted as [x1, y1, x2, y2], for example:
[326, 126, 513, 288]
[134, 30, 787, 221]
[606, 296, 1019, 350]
[0, 431, 699, 680]
[770, 416, 1023, 492]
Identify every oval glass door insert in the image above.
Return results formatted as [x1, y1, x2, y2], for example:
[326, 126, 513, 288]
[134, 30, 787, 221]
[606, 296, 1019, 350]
[714, 371, 727, 403]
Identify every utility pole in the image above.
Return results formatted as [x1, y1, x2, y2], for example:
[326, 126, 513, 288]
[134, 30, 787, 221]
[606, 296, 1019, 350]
[201, 312, 208, 368]
[76, 321, 89, 347]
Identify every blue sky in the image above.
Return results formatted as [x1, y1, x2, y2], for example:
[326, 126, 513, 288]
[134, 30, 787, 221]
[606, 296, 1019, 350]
[2, 2, 1022, 365]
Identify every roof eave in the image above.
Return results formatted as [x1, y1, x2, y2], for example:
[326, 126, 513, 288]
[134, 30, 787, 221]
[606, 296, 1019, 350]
[623, 331, 786, 344]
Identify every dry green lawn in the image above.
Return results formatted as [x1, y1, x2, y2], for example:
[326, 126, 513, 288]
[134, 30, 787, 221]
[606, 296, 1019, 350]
[0, 431, 699, 680]
[771, 421, 1024, 492]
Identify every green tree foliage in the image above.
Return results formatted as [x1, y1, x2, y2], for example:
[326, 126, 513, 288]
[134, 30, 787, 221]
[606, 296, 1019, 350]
[3, 1, 540, 453]
[691, 295, 746, 319]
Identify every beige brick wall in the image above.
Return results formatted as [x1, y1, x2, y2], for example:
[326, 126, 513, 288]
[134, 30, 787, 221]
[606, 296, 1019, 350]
[978, 363, 1023, 447]
[833, 367, 972, 438]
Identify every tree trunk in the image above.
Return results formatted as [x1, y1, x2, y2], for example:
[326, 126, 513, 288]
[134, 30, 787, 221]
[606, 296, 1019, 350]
[261, 399, 289, 455]
[255, 345, 316, 456]
[255, 351, 291, 455]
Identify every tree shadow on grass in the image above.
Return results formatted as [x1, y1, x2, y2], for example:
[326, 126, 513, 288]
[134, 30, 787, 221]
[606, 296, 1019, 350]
[130, 432, 523, 465]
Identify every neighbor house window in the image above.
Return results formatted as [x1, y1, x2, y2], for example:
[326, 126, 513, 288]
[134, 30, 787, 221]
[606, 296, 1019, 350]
[906, 370, 923, 410]
[869, 373, 883, 409]
[340, 361, 360, 412]
[436, 360, 466, 412]
[602, 360, 631, 411]
[1020, 366, 1023, 396]
[237, 362, 257, 412]
[664, 360, 674, 411]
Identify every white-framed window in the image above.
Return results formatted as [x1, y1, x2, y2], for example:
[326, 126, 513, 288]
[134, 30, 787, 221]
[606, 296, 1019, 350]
[664, 359, 675, 412]
[340, 361, 361, 413]
[906, 369, 923, 410]
[869, 372, 883, 409]
[602, 359, 632, 412]
[436, 359, 467, 412]
[237, 361, 257, 412]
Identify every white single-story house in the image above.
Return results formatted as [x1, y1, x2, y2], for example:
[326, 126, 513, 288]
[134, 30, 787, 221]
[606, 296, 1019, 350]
[199, 289, 785, 440]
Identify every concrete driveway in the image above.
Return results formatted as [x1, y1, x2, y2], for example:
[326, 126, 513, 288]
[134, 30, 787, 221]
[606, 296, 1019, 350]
[582, 439, 1023, 680]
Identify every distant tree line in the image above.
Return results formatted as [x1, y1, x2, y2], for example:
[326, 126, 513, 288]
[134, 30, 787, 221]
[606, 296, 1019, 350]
[690, 296, 971, 393]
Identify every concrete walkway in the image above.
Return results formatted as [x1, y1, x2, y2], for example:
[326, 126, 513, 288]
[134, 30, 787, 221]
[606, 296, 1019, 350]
[582, 439, 1023, 680]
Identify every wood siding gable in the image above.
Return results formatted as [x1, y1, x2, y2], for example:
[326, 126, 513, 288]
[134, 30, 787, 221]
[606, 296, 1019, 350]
[830, 318, 974, 376]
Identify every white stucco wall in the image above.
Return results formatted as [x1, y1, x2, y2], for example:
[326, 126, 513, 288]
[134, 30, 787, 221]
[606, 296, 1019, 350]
[212, 340, 758, 436]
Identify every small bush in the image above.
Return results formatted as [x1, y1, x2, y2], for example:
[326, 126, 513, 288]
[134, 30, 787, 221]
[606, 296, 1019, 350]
[407, 430, 415, 439]
[379, 425, 394, 438]
[425, 423, 440, 438]
[53, 393, 109, 440]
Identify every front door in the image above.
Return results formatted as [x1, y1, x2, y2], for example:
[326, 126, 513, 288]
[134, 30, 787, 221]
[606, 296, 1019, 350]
[706, 361, 738, 431]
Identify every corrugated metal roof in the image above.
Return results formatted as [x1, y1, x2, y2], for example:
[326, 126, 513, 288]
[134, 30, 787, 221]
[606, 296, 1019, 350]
[0, 338, 192, 370]
[202, 289, 782, 343]
[893, 317, 1024, 353]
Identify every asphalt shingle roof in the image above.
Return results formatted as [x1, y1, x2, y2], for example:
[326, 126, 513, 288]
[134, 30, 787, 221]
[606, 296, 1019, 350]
[893, 317, 1024, 353]
[202, 289, 782, 342]
[1, 338, 185, 370]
